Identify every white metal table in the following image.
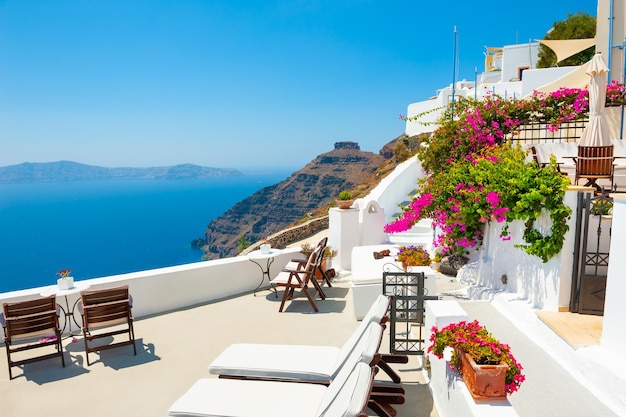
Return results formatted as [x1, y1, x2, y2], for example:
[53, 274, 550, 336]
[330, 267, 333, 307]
[248, 249, 282, 297]
[40, 282, 91, 335]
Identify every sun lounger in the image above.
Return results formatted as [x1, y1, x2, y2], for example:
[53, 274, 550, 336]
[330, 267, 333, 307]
[211, 321, 383, 384]
[208, 294, 391, 382]
[168, 361, 375, 417]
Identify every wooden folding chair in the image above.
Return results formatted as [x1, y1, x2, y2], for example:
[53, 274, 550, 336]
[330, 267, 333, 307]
[271, 237, 327, 312]
[2, 295, 65, 380]
[79, 285, 136, 365]
[569, 145, 615, 191]
[530, 146, 565, 174]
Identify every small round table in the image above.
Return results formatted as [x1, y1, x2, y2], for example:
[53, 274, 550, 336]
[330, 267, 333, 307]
[40, 282, 91, 336]
[248, 249, 282, 297]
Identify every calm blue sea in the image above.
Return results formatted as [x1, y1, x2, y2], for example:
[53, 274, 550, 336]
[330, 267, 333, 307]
[0, 173, 289, 293]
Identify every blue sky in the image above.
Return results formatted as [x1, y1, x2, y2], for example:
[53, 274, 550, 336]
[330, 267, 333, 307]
[0, 0, 597, 171]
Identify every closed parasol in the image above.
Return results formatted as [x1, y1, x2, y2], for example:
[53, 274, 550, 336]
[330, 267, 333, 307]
[579, 52, 610, 147]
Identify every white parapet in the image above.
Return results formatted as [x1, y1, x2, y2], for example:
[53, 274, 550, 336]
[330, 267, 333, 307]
[350, 244, 436, 320]
[424, 300, 519, 417]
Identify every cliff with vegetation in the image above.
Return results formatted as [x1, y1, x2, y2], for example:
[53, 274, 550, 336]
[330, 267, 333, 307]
[201, 139, 408, 259]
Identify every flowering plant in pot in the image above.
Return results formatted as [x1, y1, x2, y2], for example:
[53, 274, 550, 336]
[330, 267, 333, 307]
[428, 320, 525, 396]
[56, 269, 74, 290]
[395, 245, 431, 269]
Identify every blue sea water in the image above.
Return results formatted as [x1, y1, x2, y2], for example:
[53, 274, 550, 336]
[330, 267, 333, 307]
[0, 173, 289, 293]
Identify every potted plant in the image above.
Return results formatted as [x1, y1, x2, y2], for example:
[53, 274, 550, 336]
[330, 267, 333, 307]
[300, 242, 315, 258]
[259, 237, 272, 254]
[317, 246, 337, 279]
[428, 320, 525, 399]
[336, 191, 354, 209]
[430, 251, 442, 271]
[395, 245, 431, 270]
[56, 269, 74, 290]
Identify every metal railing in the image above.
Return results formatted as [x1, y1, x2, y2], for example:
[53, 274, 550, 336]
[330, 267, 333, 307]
[508, 119, 588, 145]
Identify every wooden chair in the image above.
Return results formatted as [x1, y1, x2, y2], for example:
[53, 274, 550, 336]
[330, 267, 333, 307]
[79, 285, 136, 365]
[270, 237, 327, 312]
[568, 145, 615, 191]
[2, 295, 65, 379]
[530, 146, 565, 174]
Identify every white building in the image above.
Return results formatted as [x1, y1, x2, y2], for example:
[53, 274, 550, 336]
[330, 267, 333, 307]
[404, 42, 582, 137]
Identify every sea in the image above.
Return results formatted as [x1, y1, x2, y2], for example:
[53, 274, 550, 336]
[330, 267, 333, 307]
[0, 172, 290, 293]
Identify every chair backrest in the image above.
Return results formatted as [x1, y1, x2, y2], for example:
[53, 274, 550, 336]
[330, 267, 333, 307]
[297, 237, 327, 286]
[80, 285, 132, 329]
[335, 322, 383, 377]
[577, 145, 614, 176]
[317, 361, 374, 417]
[333, 295, 390, 371]
[2, 295, 59, 340]
[530, 146, 541, 166]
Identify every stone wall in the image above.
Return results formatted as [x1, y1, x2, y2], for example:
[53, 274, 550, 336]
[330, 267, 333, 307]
[242, 215, 329, 254]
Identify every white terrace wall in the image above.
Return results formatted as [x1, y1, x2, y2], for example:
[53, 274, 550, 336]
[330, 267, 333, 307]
[0, 249, 299, 321]
[363, 156, 424, 224]
[602, 194, 626, 354]
[467, 187, 593, 310]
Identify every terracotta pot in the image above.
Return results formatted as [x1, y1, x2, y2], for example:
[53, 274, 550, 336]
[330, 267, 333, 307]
[315, 259, 329, 279]
[457, 349, 508, 400]
[335, 199, 354, 209]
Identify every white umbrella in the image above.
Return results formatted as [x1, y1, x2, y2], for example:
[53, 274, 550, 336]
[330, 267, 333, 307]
[579, 52, 610, 147]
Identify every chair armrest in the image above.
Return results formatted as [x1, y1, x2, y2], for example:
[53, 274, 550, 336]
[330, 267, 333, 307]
[380, 353, 409, 364]
[373, 382, 405, 394]
[369, 391, 405, 405]
[282, 264, 308, 273]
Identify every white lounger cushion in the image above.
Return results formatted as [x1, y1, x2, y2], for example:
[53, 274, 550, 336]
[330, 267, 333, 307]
[209, 343, 340, 381]
[208, 295, 389, 381]
[168, 362, 373, 417]
[209, 321, 382, 382]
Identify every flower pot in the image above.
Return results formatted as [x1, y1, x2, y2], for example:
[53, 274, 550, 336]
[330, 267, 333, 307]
[315, 259, 331, 279]
[335, 199, 354, 209]
[57, 277, 74, 290]
[458, 349, 508, 400]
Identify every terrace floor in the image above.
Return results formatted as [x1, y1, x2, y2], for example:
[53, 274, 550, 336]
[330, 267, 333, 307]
[1, 271, 621, 417]
[0, 278, 436, 417]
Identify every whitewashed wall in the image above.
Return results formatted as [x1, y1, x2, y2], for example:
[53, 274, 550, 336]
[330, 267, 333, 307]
[469, 187, 591, 310]
[405, 88, 470, 137]
[500, 42, 538, 82]
[363, 157, 424, 224]
[602, 194, 626, 354]
[0, 249, 299, 321]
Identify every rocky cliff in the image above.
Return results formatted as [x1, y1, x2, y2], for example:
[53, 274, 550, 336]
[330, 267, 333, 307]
[202, 141, 389, 259]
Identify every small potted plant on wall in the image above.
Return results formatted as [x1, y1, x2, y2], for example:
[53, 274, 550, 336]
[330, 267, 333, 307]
[396, 245, 431, 271]
[336, 191, 354, 209]
[56, 269, 74, 290]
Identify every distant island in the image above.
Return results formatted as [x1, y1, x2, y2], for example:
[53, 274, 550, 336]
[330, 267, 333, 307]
[0, 161, 242, 182]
